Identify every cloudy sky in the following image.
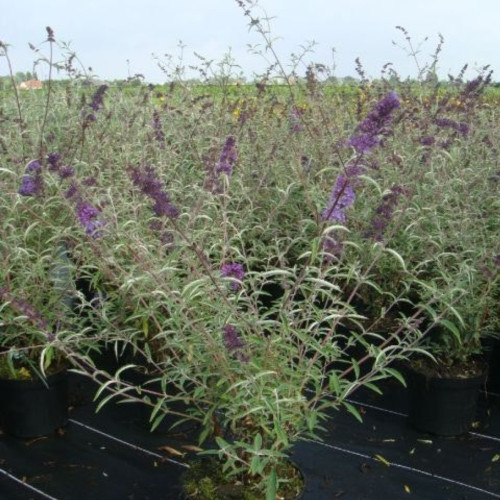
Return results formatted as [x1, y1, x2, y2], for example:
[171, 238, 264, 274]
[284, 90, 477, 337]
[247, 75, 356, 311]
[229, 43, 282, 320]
[1, 0, 498, 82]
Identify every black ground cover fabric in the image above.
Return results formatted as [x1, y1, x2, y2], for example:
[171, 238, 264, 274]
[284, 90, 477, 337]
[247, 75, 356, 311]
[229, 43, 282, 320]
[0, 373, 499, 499]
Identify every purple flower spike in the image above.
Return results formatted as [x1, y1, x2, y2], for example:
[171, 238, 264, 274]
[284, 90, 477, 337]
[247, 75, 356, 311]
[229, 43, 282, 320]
[129, 165, 180, 220]
[0, 287, 51, 337]
[89, 85, 108, 112]
[47, 153, 62, 172]
[364, 185, 409, 242]
[420, 136, 435, 146]
[221, 262, 245, 291]
[348, 91, 400, 155]
[59, 166, 75, 179]
[347, 133, 379, 154]
[26, 160, 42, 173]
[321, 175, 356, 223]
[18, 176, 38, 196]
[222, 325, 248, 362]
[435, 118, 469, 137]
[64, 182, 78, 199]
[18, 160, 44, 197]
[216, 136, 238, 176]
[289, 106, 303, 132]
[151, 110, 165, 144]
[75, 201, 104, 238]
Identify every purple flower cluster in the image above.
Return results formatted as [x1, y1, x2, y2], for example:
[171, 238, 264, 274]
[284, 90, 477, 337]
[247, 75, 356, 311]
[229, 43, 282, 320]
[47, 153, 62, 171]
[75, 201, 104, 237]
[89, 84, 108, 112]
[435, 117, 469, 137]
[420, 136, 435, 147]
[129, 165, 180, 219]
[151, 110, 165, 144]
[64, 181, 78, 199]
[83, 84, 108, 125]
[321, 175, 356, 223]
[289, 106, 303, 132]
[64, 181, 104, 238]
[347, 91, 400, 154]
[46, 152, 75, 180]
[222, 324, 248, 362]
[0, 287, 52, 339]
[365, 185, 409, 242]
[59, 166, 75, 179]
[82, 176, 98, 187]
[203, 153, 223, 195]
[221, 262, 245, 291]
[462, 73, 492, 101]
[149, 220, 175, 247]
[216, 136, 237, 176]
[18, 160, 44, 197]
[321, 234, 344, 262]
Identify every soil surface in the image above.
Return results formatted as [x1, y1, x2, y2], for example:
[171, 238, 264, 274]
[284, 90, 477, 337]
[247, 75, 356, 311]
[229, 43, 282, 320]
[408, 355, 487, 379]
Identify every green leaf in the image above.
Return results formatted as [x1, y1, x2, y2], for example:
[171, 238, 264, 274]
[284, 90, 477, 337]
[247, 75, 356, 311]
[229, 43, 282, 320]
[383, 247, 407, 272]
[329, 372, 341, 394]
[351, 358, 360, 379]
[254, 433, 262, 451]
[438, 318, 462, 344]
[250, 456, 262, 475]
[307, 411, 318, 432]
[344, 402, 363, 423]
[150, 412, 166, 432]
[198, 425, 212, 446]
[384, 367, 407, 387]
[265, 468, 277, 500]
[215, 436, 230, 450]
[181, 278, 208, 300]
[363, 382, 383, 395]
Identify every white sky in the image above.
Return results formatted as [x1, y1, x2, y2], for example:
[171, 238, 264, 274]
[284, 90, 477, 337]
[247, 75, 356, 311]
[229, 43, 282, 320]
[1, 0, 498, 82]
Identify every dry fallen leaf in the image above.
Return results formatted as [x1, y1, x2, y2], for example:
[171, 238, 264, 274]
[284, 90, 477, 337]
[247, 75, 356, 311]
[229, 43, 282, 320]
[25, 437, 48, 446]
[182, 444, 204, 452]
[404, 484, 411, 494]
[374, 454, 391, 466]
[157, 445, 186, 457]
[417, 439, 433, 445]
[492, 454, 500, 463]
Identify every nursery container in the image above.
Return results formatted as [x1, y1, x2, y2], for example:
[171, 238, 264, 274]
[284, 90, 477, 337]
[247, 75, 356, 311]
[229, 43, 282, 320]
[484, 337, 500, 394]
[406, 364, 486, 436]
[0, 370, 69, 438]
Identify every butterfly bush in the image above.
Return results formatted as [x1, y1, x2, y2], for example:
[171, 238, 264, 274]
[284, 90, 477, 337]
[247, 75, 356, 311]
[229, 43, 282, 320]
[2, 22, 498, 498]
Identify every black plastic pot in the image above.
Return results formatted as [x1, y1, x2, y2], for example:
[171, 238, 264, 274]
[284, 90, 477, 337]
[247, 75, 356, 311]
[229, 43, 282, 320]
[406, 364, 486, 436]
[0, 370, 69, 438]
[484, 337, 500, 394]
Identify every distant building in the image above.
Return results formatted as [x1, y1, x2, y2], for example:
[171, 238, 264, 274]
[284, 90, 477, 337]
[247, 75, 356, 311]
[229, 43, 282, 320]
[19, 79, 43, 90]
[270, 76, 297, 85]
